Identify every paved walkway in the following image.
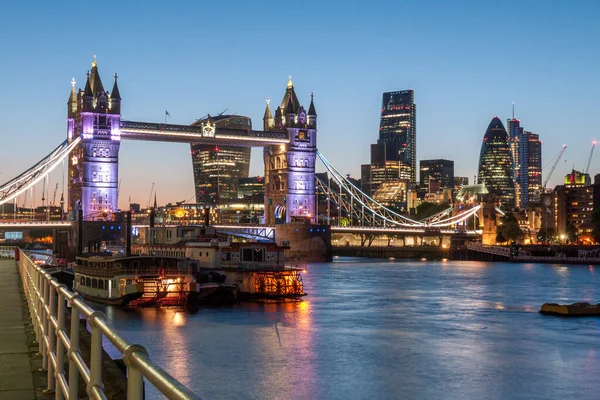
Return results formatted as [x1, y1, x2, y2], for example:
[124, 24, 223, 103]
[0, 259, 35, 400]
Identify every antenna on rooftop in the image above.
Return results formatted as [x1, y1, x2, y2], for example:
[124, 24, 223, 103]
[512, 102, 515, 120]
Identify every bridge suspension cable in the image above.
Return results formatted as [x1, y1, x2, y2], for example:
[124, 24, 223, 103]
[0, 138, 80, 206]
[316, 151, 424, 227]
[316, 151, 482, 229]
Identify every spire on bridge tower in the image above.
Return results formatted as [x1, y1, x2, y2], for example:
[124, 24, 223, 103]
[67, 78, 77, 118]
[89, 56, 104, 95]
[110, 73, 121, 100]
[285, 96, 295, 116]
[280, 76, 300, 114]
[308, 92, 317, 116]
[263, 97, 274, 130]
[83, 71, 93, 97]
[110, 72, 121, 114]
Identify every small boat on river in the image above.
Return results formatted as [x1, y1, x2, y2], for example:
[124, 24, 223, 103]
[539, 302, 600, 316]
[72, 254, 233, 308]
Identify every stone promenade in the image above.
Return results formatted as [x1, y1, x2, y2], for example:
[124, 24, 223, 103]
[0, 259, 36, 400]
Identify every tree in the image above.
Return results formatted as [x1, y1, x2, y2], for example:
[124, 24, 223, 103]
[538, 227, 557, 243]
[496, 213, 524, 244]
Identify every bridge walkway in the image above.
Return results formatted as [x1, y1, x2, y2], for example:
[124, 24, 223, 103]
[0, 259, 36, 400]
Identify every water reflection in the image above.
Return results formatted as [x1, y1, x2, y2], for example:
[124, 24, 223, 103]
[97, 260, 600, 400]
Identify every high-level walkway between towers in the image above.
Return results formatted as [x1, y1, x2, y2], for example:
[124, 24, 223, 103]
[0, 258, 35, 400]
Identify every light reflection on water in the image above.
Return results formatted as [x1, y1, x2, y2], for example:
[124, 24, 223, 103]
[99, 260, 600, 400]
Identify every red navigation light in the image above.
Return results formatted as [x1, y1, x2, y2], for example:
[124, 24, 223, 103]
[215, 147, 220, 152]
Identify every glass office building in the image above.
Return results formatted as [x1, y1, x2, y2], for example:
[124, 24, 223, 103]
[378, 90, 416, 183]
[190, 116, 251, 205]
[478, 117, 515, 208]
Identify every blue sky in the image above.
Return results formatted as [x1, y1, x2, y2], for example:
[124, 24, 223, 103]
[0, 1, 599, 208]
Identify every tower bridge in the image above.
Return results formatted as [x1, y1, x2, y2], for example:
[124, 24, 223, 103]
[0, 58, 482, 258]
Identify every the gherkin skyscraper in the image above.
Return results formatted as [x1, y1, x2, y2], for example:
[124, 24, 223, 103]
[478, 117, 515, 208]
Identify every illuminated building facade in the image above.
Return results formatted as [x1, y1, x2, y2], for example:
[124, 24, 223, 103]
[541, 170, 594, 242]
[67, 57, 121, 220]
[507, 118, 542, 208]
[263, 78, 317, 224]
[190, 116, 251, 205]
[478, 117, 515, 208]
[238, 176, 264, 200]
[564, 170, 593, 240]
[372, 180, 407, 209]
[419, 159, 454, 191]
[378, 90, 416, 183]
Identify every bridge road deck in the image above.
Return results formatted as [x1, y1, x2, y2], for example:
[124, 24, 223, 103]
[0, 259, 35, 400]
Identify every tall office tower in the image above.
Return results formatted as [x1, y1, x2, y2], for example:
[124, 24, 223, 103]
[507, 118, 542, 208]
[378, 90, 416, 183]
[190, 116, 252, 205]
[478, 117, 515, 208]
[419, 159, 454, 191]
[67, 57, 121, 220]
[369, 142, 401, 194]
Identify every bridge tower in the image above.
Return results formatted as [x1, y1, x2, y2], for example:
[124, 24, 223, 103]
[263, 77, 317, 224]
[67, 57, 121, 220]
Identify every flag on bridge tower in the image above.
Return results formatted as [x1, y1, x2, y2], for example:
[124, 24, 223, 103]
[165, 110, 170, 124]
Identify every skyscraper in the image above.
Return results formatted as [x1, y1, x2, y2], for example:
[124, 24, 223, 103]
[507, 118, 542, 208]
[419, 159, 454, 190]
[190, 116, 251, 205]
[478, 117, 515, 208]
[378, 90, 417, 183]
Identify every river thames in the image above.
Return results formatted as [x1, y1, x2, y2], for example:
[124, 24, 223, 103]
[100, 258, 600, 400]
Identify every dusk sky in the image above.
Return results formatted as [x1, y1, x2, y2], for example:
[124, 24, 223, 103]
[1, 1, 599, 208]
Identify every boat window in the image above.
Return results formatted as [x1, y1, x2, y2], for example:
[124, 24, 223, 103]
[86, 278, 91, 287]
[120, 279, 125, 286]
[113, 280, 117, 288]
[92, 279, 97, 289]
[242, 248, 264, 262]
[80, 277, 85, 286]
[98, 280, 104, 290]
[206, 252, 209, 257]
[126, 279, 132, 285]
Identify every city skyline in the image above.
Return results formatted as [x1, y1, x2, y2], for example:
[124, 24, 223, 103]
[0, 1, 599, 209]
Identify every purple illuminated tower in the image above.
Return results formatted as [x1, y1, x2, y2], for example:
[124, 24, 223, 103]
[67, 57, 121, 220]
[263, 77, 317, 224]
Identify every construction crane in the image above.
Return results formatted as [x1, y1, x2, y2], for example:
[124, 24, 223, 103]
[543, 144, 567, 190]
[147, 182, 155, 209]
[585, 141, 596, 174]
[51, 183, 58, 206]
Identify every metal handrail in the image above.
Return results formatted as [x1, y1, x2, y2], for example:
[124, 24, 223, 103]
[15, 249, 201, 400]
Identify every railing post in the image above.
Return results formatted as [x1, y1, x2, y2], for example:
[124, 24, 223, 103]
[55, 286, 67, 400]
[45, 280, 57, 393]
[123, 344, 148, 400]
[40, 274, 48, 371]
[87, 311, 105, 397]
[68, 300, 81, 400]
[32, 263, 40, 345]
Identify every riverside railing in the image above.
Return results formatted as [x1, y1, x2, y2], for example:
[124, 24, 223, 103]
[16, 249, 201, 400]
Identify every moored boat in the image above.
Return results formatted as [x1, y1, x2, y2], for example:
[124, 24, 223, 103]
[73, 254, 198, 307]
[131, 226, 307, 300]
[539, 302, 600, 316]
